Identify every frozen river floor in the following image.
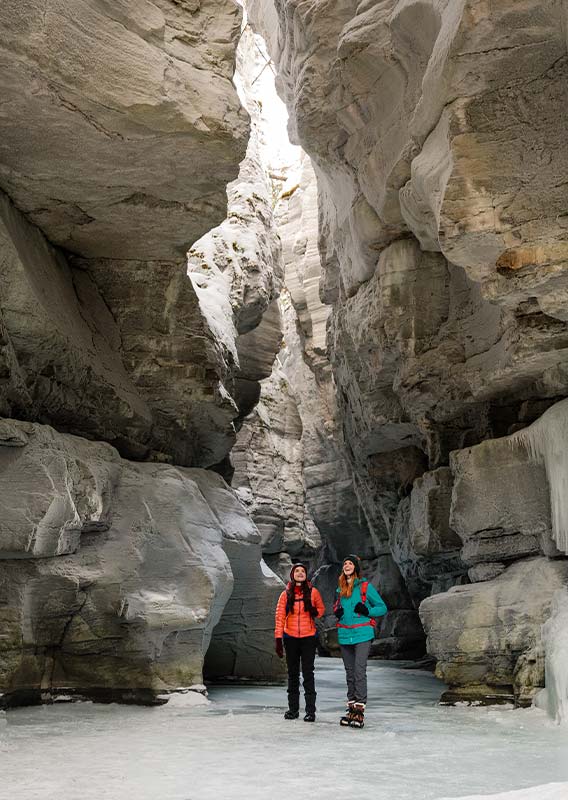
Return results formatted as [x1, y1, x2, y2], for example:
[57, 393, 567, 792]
[1, 660, 567, 800]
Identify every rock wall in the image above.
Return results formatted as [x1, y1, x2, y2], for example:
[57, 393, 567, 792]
[0, 2, 289, 702]
[248, 0, 568, 699]
[231, 353, 321, 579]
[0, 418, 282, 705]
[0, 0, 251, 468]
[187, 23, 285, 431]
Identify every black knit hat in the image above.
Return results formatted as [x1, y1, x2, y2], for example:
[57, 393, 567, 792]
[290, 561, 309, 581]
[342, 554, 361, 576]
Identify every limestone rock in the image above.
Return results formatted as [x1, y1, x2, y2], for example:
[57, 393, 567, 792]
[251, 0, 568, 310]
[390, 469, 467, 608]
[0, 192, 150, 444]
[468, 563, 506, 583]
[277, 154, 330, 371]
[450, 436, 553, 566]
[276, 164, 374, 562]
[186, 23, 285, 422]
[373, 609, 427, 661]
[0, 419, 282, 704]
[0, 1, 253, 468]
[232, 360, 319, 561]
[249, 0, 568, 563]
[247, 0, 568, 695]
[410, 468, 461, 557]
[188, 24, 282, 341]
[188, 470, 285, 683]
[420, 558, 568, 705]
[0, 0, 248, 261]
[0, 422, 119, 559]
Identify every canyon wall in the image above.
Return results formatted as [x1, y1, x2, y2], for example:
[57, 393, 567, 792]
[248, 0, 568, 702]
[0, 0, 251, 468]
[0, 1, 286, 702]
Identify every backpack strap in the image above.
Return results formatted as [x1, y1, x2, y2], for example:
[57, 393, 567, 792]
[335, 582, 376, 627]
[359, 581, 376, 627]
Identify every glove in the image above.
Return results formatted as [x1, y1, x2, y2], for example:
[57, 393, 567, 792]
[309, 606, 319, 618]
[354, 602, 369, 616]
[275, 638, 284, 658]
[334, 605, 344, 621]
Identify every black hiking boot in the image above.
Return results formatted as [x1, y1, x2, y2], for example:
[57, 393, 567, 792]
[284, 709, 299, 720]
[303, 712, 316, 722]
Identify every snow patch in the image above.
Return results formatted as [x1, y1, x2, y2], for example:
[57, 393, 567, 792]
[157, 687, 209, 708]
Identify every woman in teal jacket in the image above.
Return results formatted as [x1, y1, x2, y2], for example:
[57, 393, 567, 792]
[334, 554, 387, 728]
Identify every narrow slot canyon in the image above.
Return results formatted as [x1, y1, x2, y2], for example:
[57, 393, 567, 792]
[0, 2, 567, 799]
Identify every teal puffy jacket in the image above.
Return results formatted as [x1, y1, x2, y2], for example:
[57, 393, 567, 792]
[335, 578, 388, 645]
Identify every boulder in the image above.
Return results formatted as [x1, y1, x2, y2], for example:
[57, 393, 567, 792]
[420, 558, 568, 705]
[0, 419, 282, 705]
[450, 436, 553, 566]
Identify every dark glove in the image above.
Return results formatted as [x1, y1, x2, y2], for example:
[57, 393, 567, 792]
[354, 602, 369, 616]
[275, 638, 284, 659]
[334, 605, 344, 621]
[309, 606, 319, 618]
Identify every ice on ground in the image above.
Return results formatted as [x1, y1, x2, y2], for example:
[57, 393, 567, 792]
[1, 661, 568, 800]
[438, 783, 568, 800]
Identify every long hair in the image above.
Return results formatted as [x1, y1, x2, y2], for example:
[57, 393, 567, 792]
[338, 572, 356, 598]
[286, 579, 314, 614]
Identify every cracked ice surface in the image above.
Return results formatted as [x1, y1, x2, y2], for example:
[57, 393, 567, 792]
[1, 661, 567, 800]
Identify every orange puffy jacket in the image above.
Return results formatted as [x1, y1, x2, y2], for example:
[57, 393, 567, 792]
[274, 583, 325, 638]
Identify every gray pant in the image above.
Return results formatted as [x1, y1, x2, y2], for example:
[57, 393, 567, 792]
[340, 640, 372, 704]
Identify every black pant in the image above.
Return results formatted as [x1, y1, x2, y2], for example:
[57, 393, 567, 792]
[284, 635, 317, 713]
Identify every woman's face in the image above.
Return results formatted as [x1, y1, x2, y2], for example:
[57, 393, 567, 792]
[293, 566, 307, 583]
[343, 560, 356, 577]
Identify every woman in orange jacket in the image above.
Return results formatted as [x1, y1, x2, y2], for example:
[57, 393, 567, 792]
[274, 561, 325, 721]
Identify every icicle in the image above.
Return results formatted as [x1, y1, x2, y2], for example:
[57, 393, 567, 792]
[512, 398, 568, 555]
[536, 590, 568, 725]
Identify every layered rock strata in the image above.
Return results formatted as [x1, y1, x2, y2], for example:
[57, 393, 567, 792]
[0, 0, 250, 467]
[421, 558, 568, 706]
[186, 22, 291, 462]
[420, 402, 568, 704]
[0, 419, 282, 705]
[247, 0, 568, 475]
[231, 355, 321, 580]
[244, 155, 422, 656]
[248, 0, 568, 693]
[0, 4, 290, 701]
